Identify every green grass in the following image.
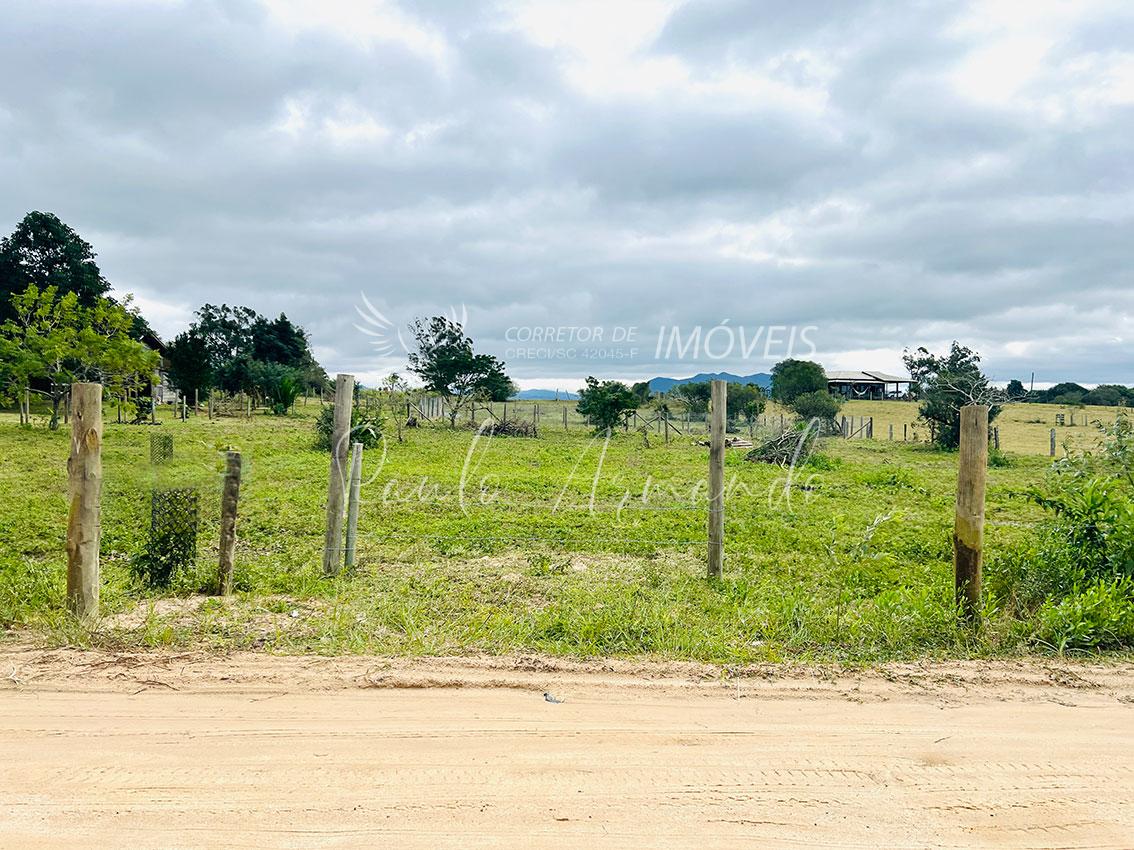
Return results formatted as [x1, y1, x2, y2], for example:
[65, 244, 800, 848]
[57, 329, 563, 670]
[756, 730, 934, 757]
[0, 402, 1118, 663]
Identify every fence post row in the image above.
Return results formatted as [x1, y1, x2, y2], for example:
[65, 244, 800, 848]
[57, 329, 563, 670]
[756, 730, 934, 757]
[218, 450, 242, 596]
[66, 382, 102, 620]
[322, 373, 355, 576]
[954, 404, 988, 625]
[707, 380, 726, 578]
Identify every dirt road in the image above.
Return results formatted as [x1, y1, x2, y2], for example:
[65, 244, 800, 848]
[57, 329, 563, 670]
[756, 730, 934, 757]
[1, 647, 1132, 849]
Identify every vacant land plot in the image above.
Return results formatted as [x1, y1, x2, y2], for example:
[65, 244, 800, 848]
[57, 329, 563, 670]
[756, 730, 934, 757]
[0, 400, 1129, 662]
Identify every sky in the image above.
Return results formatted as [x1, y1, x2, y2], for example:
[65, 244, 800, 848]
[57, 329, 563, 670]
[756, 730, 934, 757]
[1, 0, 1132, 391]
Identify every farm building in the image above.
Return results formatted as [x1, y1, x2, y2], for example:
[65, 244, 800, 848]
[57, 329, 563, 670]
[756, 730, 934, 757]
[826, 370, 911, 400]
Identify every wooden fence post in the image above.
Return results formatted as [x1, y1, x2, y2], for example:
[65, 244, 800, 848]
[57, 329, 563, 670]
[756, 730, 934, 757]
[1050, 428, 1056, 457]
[993, 427, 1000, 451]
[888, 423, 893, 441]
[218, 450, 242, 596]
[563, 407, 568, 430]
[66, 382, 102, 619]
[344, 442, 363, 570]
[954, 404, 988, 624]
[322, 374, 355, 576]
[707, 380, 726, 579]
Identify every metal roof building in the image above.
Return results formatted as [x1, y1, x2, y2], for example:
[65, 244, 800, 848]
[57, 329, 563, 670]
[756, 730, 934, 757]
[826, 370, 911, 400]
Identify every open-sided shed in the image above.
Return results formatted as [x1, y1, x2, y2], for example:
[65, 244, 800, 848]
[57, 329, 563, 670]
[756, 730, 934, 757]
[827, 370, 911, 400]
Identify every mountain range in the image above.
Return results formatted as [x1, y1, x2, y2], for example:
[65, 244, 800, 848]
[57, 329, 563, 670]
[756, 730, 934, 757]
[647, 372, 772, 393]
[512, 372, 772, 400]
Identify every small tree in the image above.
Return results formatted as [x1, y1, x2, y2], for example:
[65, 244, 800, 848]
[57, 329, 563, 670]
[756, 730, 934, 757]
[790, 389, 842, 426]
[0, 284, 157, 428]
[1006, 379, 1026, 399]
[576, 377, 638, 433]
[727, 382, 767, 426]
[407, 316, 514, 425]
[903, 341, 1001, 449]
[668, 381, 712, 416]
[770, 359, 826, 404]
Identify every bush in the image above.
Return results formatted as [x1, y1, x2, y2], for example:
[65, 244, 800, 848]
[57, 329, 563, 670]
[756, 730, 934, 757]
[790, 389, 841, 424]
[576, 377, 638, 433]
[467, 419, 537, 437]
[313, 405, 382, 451]
[1033, 579, 1134, 651]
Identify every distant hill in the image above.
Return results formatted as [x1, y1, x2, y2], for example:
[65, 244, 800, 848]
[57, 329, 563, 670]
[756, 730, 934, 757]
[511, 389, 579, 400]
[648, 372, 772, 393]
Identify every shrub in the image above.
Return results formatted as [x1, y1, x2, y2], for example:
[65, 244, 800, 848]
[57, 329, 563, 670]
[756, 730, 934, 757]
[467, 419, 537, 437]
[1033, 579, 1134, 651]
[576, 377, 638, 433]
[313, 405, 382, 451]
[790, 389, 841, 424]
[770, 359, 826, 404]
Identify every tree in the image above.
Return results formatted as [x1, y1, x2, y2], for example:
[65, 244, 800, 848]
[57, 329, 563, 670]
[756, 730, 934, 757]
[902, 342, 1002, 449]
[407, 316, 514, 425]
[0, 212, 110, 324]
[165, 328, 212, 402]
[0, 284, 157, 428]
[770, 359, 826, 404]
[630, 381, 652, 404]
[1082, 384, 1127, 407]
[727, 383, 766, 425]
[165, 304, 328, 402]
[1006, 379, 1026, 399]
[790, 389, 842, 425]
[668, 381, 712, 416]
[576, 377, 638, 433]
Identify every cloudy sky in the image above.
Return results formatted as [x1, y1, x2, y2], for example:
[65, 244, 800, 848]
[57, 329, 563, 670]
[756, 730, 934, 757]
[2, 0, 1132, 390]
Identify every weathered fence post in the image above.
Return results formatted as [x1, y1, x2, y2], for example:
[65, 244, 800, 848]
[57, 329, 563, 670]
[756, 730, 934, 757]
[888, 423, 894, 441]
[218, 450, 242, 596]
[903, 423, 908, 442]
[707, 380, 726, 579]
[954, 404, 988, 624]
[66, 382, 102, 620]
[323, 374, 355, 576]
[993, 426, 1000, 451]
[1050, 428, 1056, 457]
[344, 442, 363, 570]
[563, 407, 568, 430]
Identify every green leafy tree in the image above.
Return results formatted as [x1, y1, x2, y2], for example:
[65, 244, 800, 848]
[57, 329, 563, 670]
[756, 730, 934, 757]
[790, 389, 842, 425]
[576, 377, 638, 433]
[668, 381, 712, 416]
[0, 284, 157, 428]
[727, 383, 766, 425]
[630, 381, 652, 404]
[165, 304, 327, 402]
[165, 328, 213, 402]
[0, 212, 111, 324]
[902, 342, 1002, 449]
[1082, 385, 1127, 407]
[1042, 382, 1088, 405]
[770, 359, 826, 404]
[407, 316, 514, 425]
[1006, 379, 1026, 399]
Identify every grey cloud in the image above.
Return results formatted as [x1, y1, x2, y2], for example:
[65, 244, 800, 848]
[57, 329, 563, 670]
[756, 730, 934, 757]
[0, 0, 1131, 387]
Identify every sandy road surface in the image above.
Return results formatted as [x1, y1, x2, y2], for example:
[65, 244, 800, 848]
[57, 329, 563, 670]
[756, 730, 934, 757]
[1, 646, 1133, 849]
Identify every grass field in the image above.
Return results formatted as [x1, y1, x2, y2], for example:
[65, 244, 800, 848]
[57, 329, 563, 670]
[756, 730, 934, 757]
[0, 398, 1129, 663]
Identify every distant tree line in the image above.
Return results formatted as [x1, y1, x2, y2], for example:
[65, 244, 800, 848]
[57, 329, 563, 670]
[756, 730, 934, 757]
[1005, 379, 1133, 407]
[166, 304, 328, 413]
